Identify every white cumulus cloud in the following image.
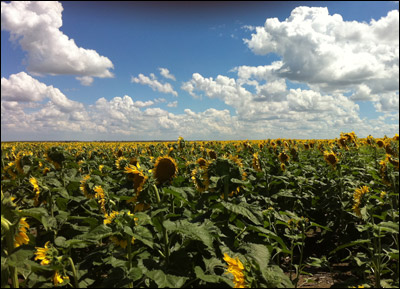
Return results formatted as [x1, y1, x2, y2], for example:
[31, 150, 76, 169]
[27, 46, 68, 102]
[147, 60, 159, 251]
[159, 68, 176, 81]
[1, 1, 114, 82]
[244, 7, 399, 94]
[131, 73, 178, 96]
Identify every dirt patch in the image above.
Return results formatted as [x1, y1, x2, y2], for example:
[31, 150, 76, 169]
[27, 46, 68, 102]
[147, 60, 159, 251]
[287, 263, 363, 288]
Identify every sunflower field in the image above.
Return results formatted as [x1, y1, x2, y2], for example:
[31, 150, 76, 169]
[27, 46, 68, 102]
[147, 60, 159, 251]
[1, 133, 399, 288]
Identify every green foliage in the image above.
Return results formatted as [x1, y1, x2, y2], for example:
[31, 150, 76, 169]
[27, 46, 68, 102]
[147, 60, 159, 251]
[1, 136, 398, 288]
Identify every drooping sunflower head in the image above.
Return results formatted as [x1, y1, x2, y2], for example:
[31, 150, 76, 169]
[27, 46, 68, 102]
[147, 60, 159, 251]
[324, 151, 338, 168]
[153, 156, 178, 185]
[208, 149, 217, 160]
[196, 157, 208, 168]
[14, 217, 30, 248]
[80, 174, 95, 199]
[352, 186, 369, 217]
[252, 153, 262, 172]
[278, 152, 290, 164]
[191, 167, 207, 192]
[177, 136, 185, 150]
[290, 147, 299, 161]
[386, 154, 399, 170]
[115, 157, 129, 170]
[223, 253, 247, 288]
[205, 157, 243, 197]
[34, 241, 52, 266]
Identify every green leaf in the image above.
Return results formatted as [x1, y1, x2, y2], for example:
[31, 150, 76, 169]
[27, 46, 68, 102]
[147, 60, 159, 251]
[377, 221, 399, 234]
[309, 222, 331, 232]
[55, 236, 93, 249]
[330, 239, 371, 254]
[79, 224, 113, 242]
[132, 225, 154, 249]
[243, 243, 271, 269]
[194, 266, 222, 283]
[78, 278, 95, 288]
[145, 270, 188, 288]
[220, 201, 261, 225]
[163, 219, 214, 249]
[6, 247, 34, 268]
[128, 267, 143, 282]
[247, 226, 290, 254]
[16, 207, 53, 230]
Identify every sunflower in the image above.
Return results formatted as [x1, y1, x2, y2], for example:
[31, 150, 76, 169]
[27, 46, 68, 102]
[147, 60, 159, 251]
[352, 186, 369, 217]
[208, 149, 217, 160]
[196, 157, 208, 167]
[29, 177, 40, 206]
[103, 210, 120, 225]
[191, 167, 207, 192]
[115, 156, 128, 170]
[223, 253, 247, 288]
[34, 241, 52, 265]
[14, 217, 30, 248]
[4, 161, 17, 179]
[93, 185, 107, 214]
[205, 157, 243, 198]
[53, 271, 69, 286]
[376, 140, 384, 148]
[379, 160, 391, 185]
[290, 147, 299, 161]
[125, 164, 148, 192]
[324, 151, 338, 168]
[278, 152, 290, 163]
[109, 235, 135, 249]
[366, 135, 374, 145]
[252, 153, 262, 172]
[80, 175, 94, 199]
[15, 152, 25, 174]
[386, 154, 399, 170]
[153, 156, 178, 185]
[134, 203, 150, 212]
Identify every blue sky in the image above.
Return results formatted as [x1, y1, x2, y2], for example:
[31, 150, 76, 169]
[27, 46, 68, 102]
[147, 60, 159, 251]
[1, 1, 399, 141]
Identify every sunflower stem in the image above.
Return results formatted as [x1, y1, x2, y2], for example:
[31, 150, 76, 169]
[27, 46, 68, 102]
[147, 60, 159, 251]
[152, 185, 170, 266]
[127, 239, 133, 288]
[223, 175, 229, 201]
[5, 229, 19, 288]
[67, 257, 79, 288]
[152, 185, 161, 204]
[3, 202, 19, 288]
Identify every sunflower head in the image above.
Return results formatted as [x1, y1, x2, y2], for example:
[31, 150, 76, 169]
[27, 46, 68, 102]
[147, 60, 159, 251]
[376, 140, 384, 148]
[208, 149, 217, 160]
[177, 136, 185, 150]
[324, 151, 338, 168]
[14, 217, 30, 248]
[205, 157, 243, 196]
[223, 253, 247, 288]
[80, 174, 95, 199]
[196, 157, 208, 167]
[115, 157, 129, 170]
[290, 147, 299, 161]
[252, 153, 262, 172]
[278, 152, 290, 163]
[153, 156, 178, 185]
[191, 167, 207, 192]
